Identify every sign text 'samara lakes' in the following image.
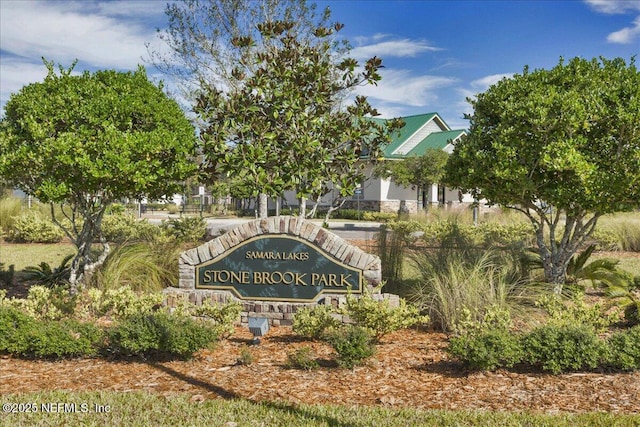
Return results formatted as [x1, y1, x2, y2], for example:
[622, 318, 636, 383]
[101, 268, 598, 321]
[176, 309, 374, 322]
[196, 235, 362, 302]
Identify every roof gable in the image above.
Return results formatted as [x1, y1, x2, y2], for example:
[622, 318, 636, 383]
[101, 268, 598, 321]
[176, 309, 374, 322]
[372, 113, 439, 157]
[405, 130, 466, 156]
[372, 112, 464, 158]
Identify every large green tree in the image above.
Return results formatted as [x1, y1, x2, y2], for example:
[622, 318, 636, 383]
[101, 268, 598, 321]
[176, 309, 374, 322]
[445, 57, 640, 291]
[193, 16, 401, 218]
[0, 62, 197, 290]
[152, 0, 400, 218]
[375, 148, 449, 209]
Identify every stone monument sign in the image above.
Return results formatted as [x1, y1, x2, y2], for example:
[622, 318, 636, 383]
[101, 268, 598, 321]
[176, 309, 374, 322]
[177, 216, 381, 303]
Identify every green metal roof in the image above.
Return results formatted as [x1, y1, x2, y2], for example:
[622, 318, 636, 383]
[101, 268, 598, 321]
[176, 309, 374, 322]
[405, 130, 466, 156]
[370, 112, 465, 159]
[372, 112, 438, 157]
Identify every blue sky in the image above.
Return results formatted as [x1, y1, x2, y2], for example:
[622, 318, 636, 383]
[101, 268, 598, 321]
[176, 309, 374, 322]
[1, 0, 639, 130]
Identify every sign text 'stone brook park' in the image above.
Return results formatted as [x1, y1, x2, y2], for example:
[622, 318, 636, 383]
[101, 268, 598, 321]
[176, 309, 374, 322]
[178, 216, 381, 303]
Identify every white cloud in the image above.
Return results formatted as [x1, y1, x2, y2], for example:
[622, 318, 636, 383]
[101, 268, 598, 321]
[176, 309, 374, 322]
[350, 36, 442, 60]
[367, 103, 412, 120]
[607, 15, 640, 43]
[0, 1, 160, 69]
[356, 69, 458, 107]
[449, 73, 514, 125]
[585, 0, 640, 14]
[0, 1, 170, 111]
[584, 0, 640, 44]
[470, 73, 514, 91]
[97, 1, 167, 18]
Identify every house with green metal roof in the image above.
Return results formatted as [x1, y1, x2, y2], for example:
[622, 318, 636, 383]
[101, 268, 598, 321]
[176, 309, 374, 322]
[278, 112, 468, 213]
[356, 112, 467, 213]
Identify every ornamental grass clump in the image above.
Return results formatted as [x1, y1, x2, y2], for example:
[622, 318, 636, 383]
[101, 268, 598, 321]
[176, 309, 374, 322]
[91, 242, 182, 293]
[409, 248, 526, 333]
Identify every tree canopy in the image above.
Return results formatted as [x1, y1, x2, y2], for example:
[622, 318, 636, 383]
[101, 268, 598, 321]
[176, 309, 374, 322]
[150, 0, 342, 101]
[0, 61, 197, 288]
[445, 56, 640, 288]
[187, 9, 402, 217]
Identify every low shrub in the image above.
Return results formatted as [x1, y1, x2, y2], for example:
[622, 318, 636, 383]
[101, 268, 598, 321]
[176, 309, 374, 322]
[332, 209, 366, 220]
[342, 288, 428, 341]
[606, 326, 640, 371]
[286, 346, 319, 370]
[447, 329, 523, 371]
[237, 345, 254, 366]
[161, 216, 206, 243]
[1, 285, 77, 321]
[7, 211, 64, 243]
[172, 299, 242, 339]
[521, 324, 606, 374]
[362, 211, 397, 222]
[326, 325, 376, 369]
[476, 222, 535, 247]
[0, 306, 102, 358]
[106, 311, 219, 359]
[0, 305, 37, 355]
[292, 305, 341, 340]
[101, 214, 160, 243]
[29, 319, 103, 358]
[535, 294, 614, 333]
[86, 286, 164, 320]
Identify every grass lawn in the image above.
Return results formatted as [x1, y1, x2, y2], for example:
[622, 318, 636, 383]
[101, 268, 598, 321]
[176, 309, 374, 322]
[1, 242, 76, 272]
[2, 391, 639, 427]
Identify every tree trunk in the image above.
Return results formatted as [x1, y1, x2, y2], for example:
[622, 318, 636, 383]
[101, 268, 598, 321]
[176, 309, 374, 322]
[66, 204, 108, 294]
[258, 193, 268, 218]
[298, 197, 306, 219]
[324, 197, 347, 225]
[531, 210, 601, 295]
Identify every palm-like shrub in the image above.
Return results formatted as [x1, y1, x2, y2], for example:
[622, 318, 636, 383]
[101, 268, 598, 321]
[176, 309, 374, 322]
[24, 254, 73, 287]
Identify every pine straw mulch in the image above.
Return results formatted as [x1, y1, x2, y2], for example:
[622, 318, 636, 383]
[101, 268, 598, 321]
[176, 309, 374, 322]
[1, 326, 639, 414]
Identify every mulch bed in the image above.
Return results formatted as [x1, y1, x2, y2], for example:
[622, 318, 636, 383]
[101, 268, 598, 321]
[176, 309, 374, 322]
[2, 326, 639, 413]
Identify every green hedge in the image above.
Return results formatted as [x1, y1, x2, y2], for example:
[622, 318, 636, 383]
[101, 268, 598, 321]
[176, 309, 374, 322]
[105, 311, 219, 359]
[448, 324, 640, 374]
[0, 306, 103, 358]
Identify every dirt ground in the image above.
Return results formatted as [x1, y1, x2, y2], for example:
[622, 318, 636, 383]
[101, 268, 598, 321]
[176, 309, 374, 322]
[2, 326, 639, 414]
